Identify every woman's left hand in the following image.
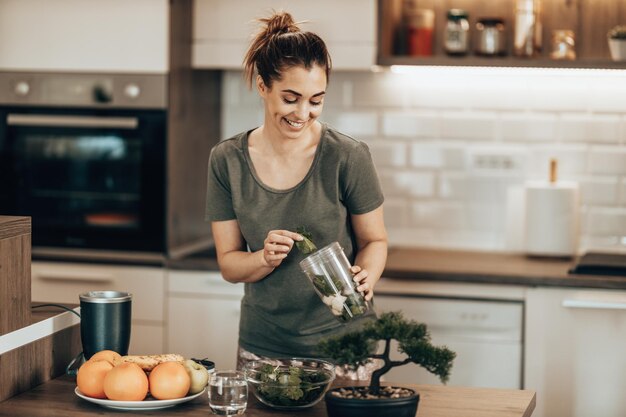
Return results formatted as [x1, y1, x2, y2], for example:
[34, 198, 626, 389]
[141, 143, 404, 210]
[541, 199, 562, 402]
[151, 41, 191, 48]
[351, 265, 376, 301]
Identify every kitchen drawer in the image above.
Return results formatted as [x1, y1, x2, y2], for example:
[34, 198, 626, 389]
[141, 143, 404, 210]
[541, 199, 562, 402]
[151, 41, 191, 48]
[31, 261, 165, 322]
[375, 294, 523, 389]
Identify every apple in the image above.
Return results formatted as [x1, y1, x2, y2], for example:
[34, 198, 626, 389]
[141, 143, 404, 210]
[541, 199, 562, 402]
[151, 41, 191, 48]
[183, 359, 210, 394]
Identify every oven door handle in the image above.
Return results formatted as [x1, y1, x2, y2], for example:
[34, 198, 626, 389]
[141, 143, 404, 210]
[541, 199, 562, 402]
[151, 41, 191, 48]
[6, 114, 139, 129]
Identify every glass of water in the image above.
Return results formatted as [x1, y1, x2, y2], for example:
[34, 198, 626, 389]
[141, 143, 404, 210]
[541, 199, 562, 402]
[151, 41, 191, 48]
[208, 370, 248, 415]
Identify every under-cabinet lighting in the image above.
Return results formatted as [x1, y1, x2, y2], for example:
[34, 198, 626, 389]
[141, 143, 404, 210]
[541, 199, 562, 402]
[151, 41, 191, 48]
[388, 65, 626, 78]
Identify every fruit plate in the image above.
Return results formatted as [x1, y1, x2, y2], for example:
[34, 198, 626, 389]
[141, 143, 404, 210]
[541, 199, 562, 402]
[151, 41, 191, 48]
[74, 387, 206, 410]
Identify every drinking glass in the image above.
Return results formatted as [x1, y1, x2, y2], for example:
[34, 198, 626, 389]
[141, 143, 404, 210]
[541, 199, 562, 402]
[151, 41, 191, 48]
[208, 370, 248, 415]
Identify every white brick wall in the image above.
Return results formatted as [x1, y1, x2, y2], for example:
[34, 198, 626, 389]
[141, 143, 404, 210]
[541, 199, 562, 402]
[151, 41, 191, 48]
[220, 68, 626, 253]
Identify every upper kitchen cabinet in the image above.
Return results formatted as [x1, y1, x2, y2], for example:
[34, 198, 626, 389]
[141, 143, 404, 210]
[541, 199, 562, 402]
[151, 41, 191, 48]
[192, 0, 376, 70]
[378, 0, 626, 69]
[0, 0, 169, 73]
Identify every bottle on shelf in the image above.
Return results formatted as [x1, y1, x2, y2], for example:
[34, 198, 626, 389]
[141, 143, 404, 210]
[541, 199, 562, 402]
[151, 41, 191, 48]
[514, 0, 542, 57]
[403, 0, 435, 56]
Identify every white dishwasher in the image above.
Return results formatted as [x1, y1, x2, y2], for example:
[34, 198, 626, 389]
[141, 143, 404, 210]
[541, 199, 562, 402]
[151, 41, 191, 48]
[374, 294, 523, 389]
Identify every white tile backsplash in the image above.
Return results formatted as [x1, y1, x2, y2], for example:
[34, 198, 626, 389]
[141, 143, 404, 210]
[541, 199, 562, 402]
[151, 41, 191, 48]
[322, 111, 378, 137]
[382, 111, 439, 138]
[560, 113, 622, 144]
[588, 147, 626, 175]
[378, 170, 435, 198]
[220, 69, 626, 253]
[440, 111, 497, 140]
[579, 177, 619, 206]
[585, 208, 626, 235]
[500, 112, 558, 142]
[410, 144, 443, 168]
[367, 141, 407, 168]
[381, 198, 410, 228]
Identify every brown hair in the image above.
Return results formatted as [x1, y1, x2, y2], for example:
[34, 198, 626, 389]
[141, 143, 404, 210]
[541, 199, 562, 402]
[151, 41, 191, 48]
[243, 11, 332, 89]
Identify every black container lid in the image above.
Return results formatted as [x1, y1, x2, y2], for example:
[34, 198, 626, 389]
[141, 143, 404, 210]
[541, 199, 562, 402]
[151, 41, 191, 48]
[447, 9, 468, 20]
[477, 17, 505, 25]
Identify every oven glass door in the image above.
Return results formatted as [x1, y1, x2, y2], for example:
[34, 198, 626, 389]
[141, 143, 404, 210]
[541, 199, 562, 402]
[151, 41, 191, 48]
[0, 107, 166, 252]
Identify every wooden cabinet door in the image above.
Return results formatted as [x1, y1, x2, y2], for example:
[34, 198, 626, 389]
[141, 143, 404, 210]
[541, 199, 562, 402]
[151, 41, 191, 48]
[193, 0, 376, 69]
[167, 271, 243, 369]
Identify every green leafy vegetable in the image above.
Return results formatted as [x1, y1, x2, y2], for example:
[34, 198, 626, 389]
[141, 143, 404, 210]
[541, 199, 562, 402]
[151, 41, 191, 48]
[254, 364, 330, 407]
[295, 226, 318, 255]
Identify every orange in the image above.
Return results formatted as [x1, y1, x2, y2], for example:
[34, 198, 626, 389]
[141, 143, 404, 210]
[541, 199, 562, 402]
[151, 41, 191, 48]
[103, 362, 149, 401]
[148, 362, 191, 400]
[76, 359, 113, 399]
[88, 349, 122, 365]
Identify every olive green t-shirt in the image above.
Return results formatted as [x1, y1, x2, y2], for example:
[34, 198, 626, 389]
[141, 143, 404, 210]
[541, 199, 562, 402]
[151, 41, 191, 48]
[205, 123, 384, 357]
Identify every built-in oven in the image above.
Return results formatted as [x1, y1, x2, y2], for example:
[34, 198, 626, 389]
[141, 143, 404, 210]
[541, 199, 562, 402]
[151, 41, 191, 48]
[0, 72, 168, 255]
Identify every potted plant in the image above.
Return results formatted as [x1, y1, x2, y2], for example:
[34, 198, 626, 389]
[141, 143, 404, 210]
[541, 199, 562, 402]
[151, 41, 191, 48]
[318, 311, 456, 417]
[608, 25, 626, 61]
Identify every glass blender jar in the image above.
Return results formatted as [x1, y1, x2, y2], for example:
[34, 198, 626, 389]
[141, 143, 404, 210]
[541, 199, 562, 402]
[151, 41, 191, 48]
[299, 242, 369, 323]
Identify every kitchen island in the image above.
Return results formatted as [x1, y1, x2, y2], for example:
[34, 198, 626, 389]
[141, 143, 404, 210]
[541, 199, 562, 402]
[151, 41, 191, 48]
[0, 374, 536, 417]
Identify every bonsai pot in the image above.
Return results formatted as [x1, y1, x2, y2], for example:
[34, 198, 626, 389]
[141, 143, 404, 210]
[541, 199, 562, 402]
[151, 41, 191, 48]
[325, 386, 420, 417]
[608, 38, 626, 62]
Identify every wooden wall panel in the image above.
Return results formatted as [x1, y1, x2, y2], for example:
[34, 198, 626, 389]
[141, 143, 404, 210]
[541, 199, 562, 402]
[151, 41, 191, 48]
[0, 216, 31, 336]
[0, 324, 81, 402]
[167, 0, 222, 258]
[579, 0, 625, 58]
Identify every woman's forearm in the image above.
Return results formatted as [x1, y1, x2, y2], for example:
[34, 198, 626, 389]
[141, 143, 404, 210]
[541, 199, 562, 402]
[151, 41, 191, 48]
[354, 239, 388, 285]
[218, 249, 275, 283]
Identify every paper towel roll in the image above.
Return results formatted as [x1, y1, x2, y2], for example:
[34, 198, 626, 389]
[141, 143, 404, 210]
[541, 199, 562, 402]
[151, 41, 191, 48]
[524, 180, 580, 257]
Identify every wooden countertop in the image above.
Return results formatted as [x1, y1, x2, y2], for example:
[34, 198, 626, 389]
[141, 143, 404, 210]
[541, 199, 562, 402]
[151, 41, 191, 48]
[384, 247, 626, 290]
[0, 375, 536, 417]
[30, 303, 79, 324]
[168, 246, 626, 290]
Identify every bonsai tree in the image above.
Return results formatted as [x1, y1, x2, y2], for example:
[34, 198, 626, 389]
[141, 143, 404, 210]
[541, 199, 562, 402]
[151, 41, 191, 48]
[318, 311, 456, 395]
[608, 25, 626, 40]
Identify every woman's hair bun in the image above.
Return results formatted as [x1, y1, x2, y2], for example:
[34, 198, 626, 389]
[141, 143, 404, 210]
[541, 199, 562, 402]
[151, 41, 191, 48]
[263, 11, 299, 36]
[243, 10, 331, 89]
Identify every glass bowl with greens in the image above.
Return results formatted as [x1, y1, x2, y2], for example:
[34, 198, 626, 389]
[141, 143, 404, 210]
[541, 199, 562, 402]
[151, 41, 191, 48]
[299, 241, 370, 323]
[243, 358, 335, 410]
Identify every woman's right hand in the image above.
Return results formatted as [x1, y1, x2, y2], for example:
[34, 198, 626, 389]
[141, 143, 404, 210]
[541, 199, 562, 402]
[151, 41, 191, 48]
[261, 230, 303, 268]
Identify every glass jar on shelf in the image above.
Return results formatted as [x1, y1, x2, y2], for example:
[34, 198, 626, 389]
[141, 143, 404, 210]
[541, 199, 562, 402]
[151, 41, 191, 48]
[444, 9, 470, 56]
[474, 17, 507, 57]
[550, 30, 576, 60]
[403, 0, 435, 56]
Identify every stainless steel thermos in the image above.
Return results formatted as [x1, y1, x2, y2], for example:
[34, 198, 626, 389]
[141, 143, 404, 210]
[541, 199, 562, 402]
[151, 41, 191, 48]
[79, 291, 132, 359]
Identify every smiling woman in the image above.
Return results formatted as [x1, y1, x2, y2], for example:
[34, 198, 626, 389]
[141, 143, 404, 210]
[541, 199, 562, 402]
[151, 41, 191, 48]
[204, 11, 387, 375]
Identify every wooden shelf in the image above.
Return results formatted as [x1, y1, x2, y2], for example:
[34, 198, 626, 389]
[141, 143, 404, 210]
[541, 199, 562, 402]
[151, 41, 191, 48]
[378, 55, 626, 70]
[378, 0, 626, 70]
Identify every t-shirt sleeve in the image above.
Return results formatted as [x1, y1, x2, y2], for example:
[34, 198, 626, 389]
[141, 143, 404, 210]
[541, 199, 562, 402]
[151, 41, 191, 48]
[205, 145, 237, 222]
[341, 141, 384, 215]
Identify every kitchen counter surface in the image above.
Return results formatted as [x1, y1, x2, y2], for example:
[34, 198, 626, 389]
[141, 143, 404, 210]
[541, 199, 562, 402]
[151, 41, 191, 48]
[168, 246, 626, 290]
[0, 374, 536, 417]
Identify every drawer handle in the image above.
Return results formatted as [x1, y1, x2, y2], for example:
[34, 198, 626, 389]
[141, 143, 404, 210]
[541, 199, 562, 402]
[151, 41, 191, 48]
[562, 299, 626, 310]
[38, 272, 114, 284]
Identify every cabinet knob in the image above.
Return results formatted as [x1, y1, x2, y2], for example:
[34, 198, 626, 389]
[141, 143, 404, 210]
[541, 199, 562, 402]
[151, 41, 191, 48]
[14, 81, 30, 97]
[124, 83, 141, 99]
